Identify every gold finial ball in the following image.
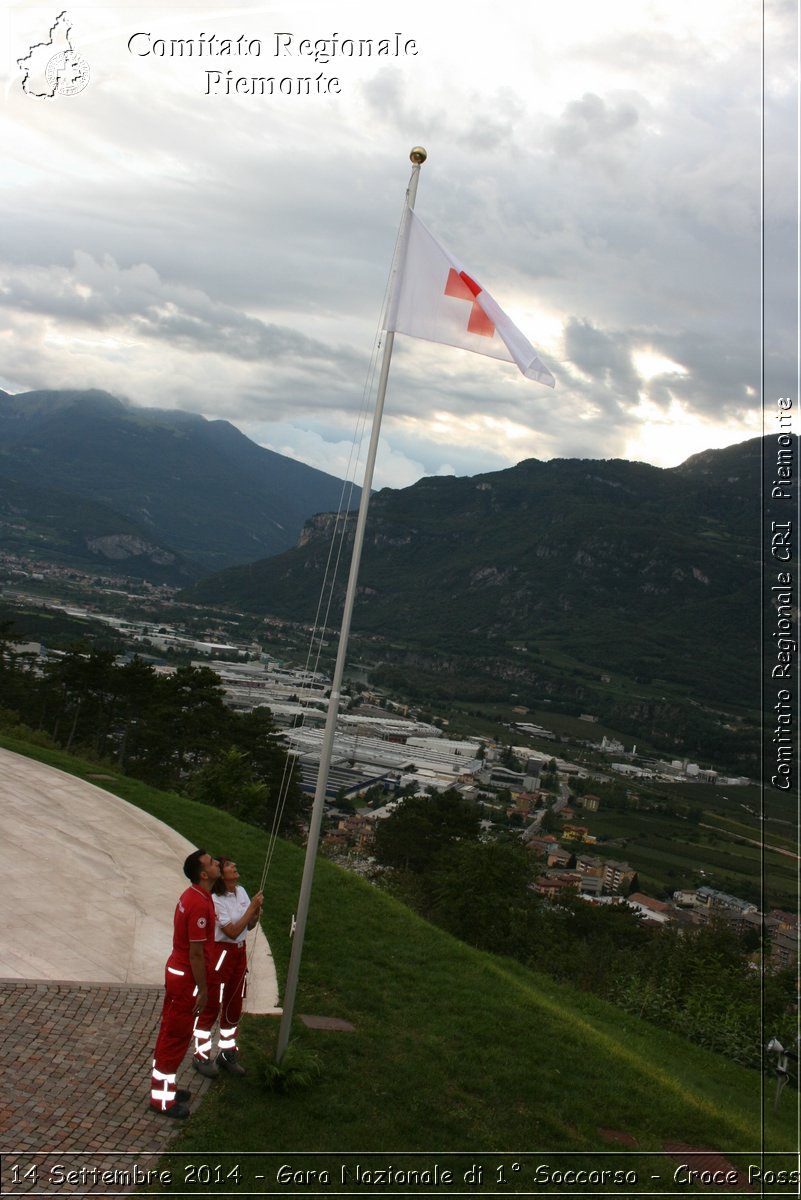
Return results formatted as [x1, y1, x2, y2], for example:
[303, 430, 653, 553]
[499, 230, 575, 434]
[409, 146, 427, 165]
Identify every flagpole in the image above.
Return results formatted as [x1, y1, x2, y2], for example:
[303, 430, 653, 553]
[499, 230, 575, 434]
[276, 147, 427, 1063]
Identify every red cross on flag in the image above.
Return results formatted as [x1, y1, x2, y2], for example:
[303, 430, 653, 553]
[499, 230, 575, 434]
[386, 210, 555, 387]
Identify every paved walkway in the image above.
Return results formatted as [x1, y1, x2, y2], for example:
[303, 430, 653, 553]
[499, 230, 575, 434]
[0, 980, 214, 1194]
[0, 748, 280, 1190]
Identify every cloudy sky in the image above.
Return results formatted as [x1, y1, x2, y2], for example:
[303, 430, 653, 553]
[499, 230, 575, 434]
[2, 1, 796, 488]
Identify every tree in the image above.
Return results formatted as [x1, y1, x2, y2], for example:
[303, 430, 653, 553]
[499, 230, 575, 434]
[373, 790, 481, 874]
[428, 840, 536, 953]
[187, 748, 271, 827]
[135, 665, 229, 784]
[37, 645, 117, 755]
[501, 744, 521, 770]
[0, 619, 16, 669]
[230, 706, 304, 829]
[0, 619, 40, 721]
[115, 657, 159, 770]
[539, 807, 560, 834]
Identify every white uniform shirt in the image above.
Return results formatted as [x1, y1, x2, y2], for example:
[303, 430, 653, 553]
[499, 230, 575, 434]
[212, 885, 251, 944]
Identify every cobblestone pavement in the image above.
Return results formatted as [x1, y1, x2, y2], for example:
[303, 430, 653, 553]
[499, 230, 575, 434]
[0, 981, 211, 1196]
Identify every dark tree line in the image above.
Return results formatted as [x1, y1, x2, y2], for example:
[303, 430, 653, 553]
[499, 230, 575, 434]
[372, 790, 796, 1071]
[0, 622, 304, 834]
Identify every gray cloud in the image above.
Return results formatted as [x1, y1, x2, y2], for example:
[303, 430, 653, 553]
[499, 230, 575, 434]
[2, 0, 792, 486]
[0, 252, 365, 374]
[550, 92, 640, 156]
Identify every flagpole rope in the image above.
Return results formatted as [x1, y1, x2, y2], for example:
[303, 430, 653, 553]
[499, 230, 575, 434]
[245, 171, 418, 987]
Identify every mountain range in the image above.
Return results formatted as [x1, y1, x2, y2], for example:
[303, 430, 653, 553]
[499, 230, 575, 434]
[0, 388, 359, 582]
[186, 437, 768, 727]
[1, 387, 778, 761]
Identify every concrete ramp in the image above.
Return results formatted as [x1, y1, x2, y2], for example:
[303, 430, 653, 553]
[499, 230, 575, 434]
[0, 747, 279, 1012]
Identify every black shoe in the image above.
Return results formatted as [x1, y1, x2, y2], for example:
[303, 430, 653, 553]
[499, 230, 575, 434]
[175, 1088, 191, 1103]
[192, 1055, 220, 1078]
[150, 1101, 190, 1119]
[217, 1049, 246, 1076]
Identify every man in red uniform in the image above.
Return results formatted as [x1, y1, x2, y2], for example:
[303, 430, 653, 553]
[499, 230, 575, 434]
[150, 848, 221, 1119]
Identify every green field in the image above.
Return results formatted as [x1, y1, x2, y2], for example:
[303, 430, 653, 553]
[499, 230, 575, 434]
[571, 790, 798, 910]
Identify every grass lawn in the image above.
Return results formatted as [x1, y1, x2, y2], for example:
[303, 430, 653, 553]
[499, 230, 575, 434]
[4, 733, 798, 1195]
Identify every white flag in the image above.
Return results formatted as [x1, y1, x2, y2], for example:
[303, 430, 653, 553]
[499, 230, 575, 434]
[386, 210, 555, 387]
